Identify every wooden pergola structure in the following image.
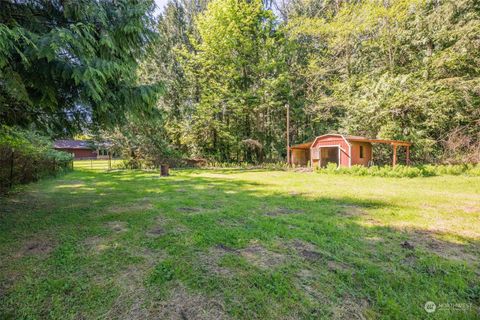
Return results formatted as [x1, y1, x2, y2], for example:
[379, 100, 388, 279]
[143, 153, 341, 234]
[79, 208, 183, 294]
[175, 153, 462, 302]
[352, 138, 412, 166]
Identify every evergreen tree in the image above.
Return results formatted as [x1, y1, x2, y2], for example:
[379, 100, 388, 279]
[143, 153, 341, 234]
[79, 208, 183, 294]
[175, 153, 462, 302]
[0, 0, 161, 135]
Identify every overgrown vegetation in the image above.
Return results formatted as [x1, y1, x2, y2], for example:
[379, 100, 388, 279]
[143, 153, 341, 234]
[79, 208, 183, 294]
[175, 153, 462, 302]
[126, 0, 479, 164]
[0, 126, 72, 193]
[317, 163, 480, 178]
[1, 169, 478, 318]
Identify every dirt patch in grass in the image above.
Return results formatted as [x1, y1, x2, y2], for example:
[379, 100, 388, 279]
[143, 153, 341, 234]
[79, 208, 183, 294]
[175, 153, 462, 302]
[216, 217, 244, 228]
[199, 245, 237, 276]
[364, 236, 383, 243]
[103, 248, 166, 319]
[288, 240, 352, 273]
[83, 236, 113, 253]
[154, 285, 229, 320]
[407, 231, 479, 264]
[296, 269, 324, 301]
[402, 253, 417, 267]
[289, 240, 324, 262]
[202, 242, 286, 273]
[106, 221, 128, 233]
[108, 198, 153, 213]
[239, 244, 285, 269]
[339, 204, 365, 217]
[177, 207, 201, 213]
[147, 226, 165, 237]
[401, 241, 415, 250]
[327, 261, 351, 273]
[331, 295, 369, 320]
[14, 239, 55, 258]
[264, 207, 304, 216]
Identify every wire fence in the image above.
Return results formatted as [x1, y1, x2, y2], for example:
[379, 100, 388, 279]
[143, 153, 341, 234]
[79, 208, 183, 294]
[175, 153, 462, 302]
[73, 158, 124, 171]
[0, 146, 73, 194]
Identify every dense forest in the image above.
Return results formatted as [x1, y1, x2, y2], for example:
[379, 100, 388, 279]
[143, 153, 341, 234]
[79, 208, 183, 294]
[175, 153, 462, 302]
[1, 0, 479, 165]
[119, 0, 480, 165]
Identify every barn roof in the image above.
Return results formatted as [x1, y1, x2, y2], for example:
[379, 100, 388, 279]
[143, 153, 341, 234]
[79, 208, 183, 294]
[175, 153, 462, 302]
[290, 141, 314, 149]
[53, 140, 94, 149]
[290, 134, 411, 149]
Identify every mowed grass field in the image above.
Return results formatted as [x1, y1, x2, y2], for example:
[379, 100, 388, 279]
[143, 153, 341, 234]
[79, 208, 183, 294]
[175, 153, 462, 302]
[0, 167, 479, 319]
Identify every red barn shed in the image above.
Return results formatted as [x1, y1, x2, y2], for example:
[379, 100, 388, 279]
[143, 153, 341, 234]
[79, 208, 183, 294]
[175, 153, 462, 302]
[290, 134, 411, 168]
[53, 140, 98, 159]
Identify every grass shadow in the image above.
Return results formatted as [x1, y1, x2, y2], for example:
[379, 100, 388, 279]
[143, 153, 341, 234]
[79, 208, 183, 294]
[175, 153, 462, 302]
[0, 169, 478, 319]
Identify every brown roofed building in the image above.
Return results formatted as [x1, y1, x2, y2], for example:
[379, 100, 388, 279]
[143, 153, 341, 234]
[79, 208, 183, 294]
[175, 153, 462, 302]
[290, 134, 411, 168]
[53, 140, 98, 159]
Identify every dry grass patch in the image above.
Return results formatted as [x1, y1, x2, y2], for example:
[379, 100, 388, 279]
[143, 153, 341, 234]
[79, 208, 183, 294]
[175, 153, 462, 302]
[407, 231, 479, 264]
[108, 198, 153, 213]
[339, 204, 366, 217]
[13, 239, 55, 259]
[147, 226, 165, 237]
[239, 243, 286, 269]
[295, 269, 325, 302]
[153, 285, 229, 320]
[288, 240, 324, 262]
[331, 295, 369, 320]
[83, 236, 115, 253]
[327, 261, 352, 273]
[264, 207, 304, 216]
[199, 244, 237, 276]
[106, 221, 128, 233]
[177, 207, 202, 213]
[103, 248, 166, 320]
[202, 242, 286, 273]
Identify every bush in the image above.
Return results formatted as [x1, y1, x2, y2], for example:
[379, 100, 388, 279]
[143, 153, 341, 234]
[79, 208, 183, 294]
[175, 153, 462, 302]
[0, 126, 73, 193]
[315, 164, 480, 178]
[205, 161, 290, 170]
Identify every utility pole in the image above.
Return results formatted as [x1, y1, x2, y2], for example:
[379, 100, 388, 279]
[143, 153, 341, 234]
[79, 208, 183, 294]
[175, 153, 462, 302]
[286, 104, 290, 166]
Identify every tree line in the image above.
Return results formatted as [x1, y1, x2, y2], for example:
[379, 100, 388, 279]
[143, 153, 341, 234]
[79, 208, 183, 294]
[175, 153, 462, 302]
[1, 0, 479, 166]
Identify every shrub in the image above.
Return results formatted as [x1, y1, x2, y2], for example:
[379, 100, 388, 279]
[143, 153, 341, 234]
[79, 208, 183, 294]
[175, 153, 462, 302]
[0, 126, 73, 193]
[315, 163, 480, 178]
[205, 161, 290, 170]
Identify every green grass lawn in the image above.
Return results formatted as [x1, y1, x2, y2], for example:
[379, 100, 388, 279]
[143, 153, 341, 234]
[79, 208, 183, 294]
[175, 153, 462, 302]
[1, 168, 479, 319]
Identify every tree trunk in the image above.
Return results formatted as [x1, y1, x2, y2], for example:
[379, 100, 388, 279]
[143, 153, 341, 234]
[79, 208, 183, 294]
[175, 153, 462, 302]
[160, 164, 169, 176]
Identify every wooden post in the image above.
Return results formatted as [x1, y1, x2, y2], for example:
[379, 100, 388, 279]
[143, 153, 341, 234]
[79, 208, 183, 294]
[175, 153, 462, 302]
[286, 104, 290, 166]
[108, 152, 112, 170]
[392, 144, 397, 166]
[9, 148, 14, 188]
[406, 146, 410, 165]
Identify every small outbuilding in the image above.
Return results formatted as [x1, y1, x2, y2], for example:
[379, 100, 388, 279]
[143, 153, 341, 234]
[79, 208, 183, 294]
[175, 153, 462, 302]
[289, 134, 411, 168]
[54, 140, 114, 160]
[54, 140, 97, 159]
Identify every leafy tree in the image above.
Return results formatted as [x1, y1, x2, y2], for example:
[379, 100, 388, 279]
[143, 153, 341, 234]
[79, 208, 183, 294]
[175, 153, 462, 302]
[104, 0, 479, 165]
[287, 0, 480, 163]
[181, 0, 291, 162]
[0, 0, 161, 135]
